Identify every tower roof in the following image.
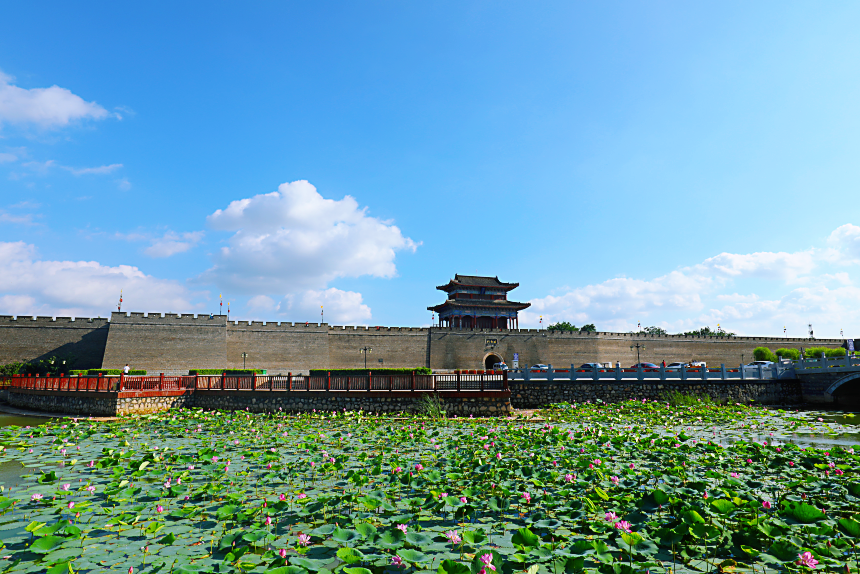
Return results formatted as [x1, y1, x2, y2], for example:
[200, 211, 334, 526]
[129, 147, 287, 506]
[436, 274, 520, 292]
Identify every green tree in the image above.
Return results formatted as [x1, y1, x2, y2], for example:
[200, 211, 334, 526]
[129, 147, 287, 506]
[643, 326, 667, 335]
[682, 326, 735, 338]
[547, 321, 578, 333]
[580, 324, 597, 333]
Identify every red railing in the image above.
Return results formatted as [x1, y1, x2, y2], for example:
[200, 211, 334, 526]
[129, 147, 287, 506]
[8, 372, 508, 394]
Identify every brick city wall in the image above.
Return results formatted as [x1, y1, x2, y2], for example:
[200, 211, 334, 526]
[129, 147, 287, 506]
[0, 316, 109, 369]
[0, 311, 844, 374]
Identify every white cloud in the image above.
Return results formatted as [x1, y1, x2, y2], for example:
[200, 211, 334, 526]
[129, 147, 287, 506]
[116, 178, 131, 191]
[63, 163, 123, 176]
[0, 70, 111, 128]
[144, 231, 205, 258]
[523, 226, 860, 337]
[0, 211, 36, 225]
[199, 180, 418, 323]
[826, 224, 860, 265]
[0, 152, 16, 163]
[0, 241, 202, 317]
[278, 288, 372, 325]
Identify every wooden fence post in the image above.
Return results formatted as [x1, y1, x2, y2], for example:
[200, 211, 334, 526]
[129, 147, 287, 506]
[98, 372, 104, 391]
[159, 373, 164, 391]
[252, 372, 257, 391]
[456, 371, 461, 392]
[411, 371, 415, 392]
[327, 372, 331, 392]
[480, 372, 484, 392]
[288, 372, 292, 391]
[221, 372, 225, 391]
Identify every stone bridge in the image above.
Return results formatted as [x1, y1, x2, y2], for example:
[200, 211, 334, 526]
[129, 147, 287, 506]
[794, 356, 860, 406]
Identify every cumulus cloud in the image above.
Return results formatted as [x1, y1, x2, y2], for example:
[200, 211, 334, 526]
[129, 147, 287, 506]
[203, 180, 418, 294]
[0, 152, 17, 163]
[523, 226, 860, 337]
[0, 70, 112, 128]
[144, 231, 205, 258]
[0, 241, 202, 318]
[280, 288, 372, 325]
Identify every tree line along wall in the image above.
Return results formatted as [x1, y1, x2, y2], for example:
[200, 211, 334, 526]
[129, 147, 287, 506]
[0, 311, 845, 374]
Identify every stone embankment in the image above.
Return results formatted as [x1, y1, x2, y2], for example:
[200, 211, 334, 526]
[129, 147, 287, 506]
[6, 389, 512, 416]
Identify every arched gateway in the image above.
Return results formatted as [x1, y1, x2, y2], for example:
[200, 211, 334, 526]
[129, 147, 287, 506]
[484, 353, 503, 370]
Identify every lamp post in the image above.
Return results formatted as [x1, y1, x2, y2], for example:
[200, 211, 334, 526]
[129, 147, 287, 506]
[630, 343, 645, 365]
[360, 346, 372, 369]
[321, 305, 324, 324]
[241, 352, 248, 369]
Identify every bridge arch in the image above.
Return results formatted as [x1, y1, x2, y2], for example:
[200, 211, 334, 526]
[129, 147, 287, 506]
[824, 372, 860, 396]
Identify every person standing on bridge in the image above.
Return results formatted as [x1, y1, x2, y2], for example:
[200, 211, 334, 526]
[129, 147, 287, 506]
[123, 364, 130, 374]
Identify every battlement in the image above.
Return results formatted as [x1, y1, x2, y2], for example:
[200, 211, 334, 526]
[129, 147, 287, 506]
[0, 315, 109, 326]
[111, 312, 226, 326]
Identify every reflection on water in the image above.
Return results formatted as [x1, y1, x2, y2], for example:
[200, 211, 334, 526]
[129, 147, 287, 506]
[0, 413, 47, 487]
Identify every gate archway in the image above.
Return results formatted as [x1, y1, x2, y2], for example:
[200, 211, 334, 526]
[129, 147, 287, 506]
[484, 353, 503, 370]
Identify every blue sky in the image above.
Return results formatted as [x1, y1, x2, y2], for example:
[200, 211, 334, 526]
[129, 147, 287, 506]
[2, 1, 860, 337]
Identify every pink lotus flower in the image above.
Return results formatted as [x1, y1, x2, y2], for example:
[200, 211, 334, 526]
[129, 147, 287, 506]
[703, 492, 708, 500]
[415, 463, 424, 471]
[614, 520, 632, 533]
[391, 555, 405, 568]
[629, 463, 634, 469]
[762, 501, 772, 509]
[496, 453, 502, 460]
[297, 493, 307, 499]
[67, 501, 75, 509]
[746, 458, 753, 464]
[445, 530, 461, 544]
[31, 493, 42, 502]
[87, 461, 94, 468]
[61, 483, 70, 491]
[397, 524, 408, 534]
[523, 492, 531, 504]
[264, 516, 272, 526]
[279, 494, 286, 501]
[797, 551, 818, 568]
[593, 459, 601, 466]
[156, 505, 164, 513]
[835, 468, 844, 475]
[460, 496, 467, 504]
[730, 472, 739, 478]
[604, 511, 617, 522]
[480, 553, 496, 571]
[297, 533, 311, 546]
[564, 473, 574, 482]
[86, 485, 96, 493]
[611, 476, 620, 485]
[279, 548, 287, 558]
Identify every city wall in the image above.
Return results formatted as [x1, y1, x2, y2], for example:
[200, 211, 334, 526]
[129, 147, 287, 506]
[0, 316, 109, 369]
[0, 311, 844, 374]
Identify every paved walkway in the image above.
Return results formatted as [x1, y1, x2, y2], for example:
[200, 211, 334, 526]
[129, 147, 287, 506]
[0, 402, 116, 421]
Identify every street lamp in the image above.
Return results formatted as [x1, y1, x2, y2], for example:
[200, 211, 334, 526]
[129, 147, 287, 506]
[630, 343, 645, 365]
[241, 352, 248, 369]
[360, 347, 372, 369]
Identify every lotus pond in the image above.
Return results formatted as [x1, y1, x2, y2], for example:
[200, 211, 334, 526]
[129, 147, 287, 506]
[0, 401, 857, 574]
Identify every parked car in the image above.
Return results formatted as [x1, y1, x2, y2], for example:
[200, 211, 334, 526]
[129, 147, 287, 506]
[665, 362, 687, 371]
[630, 362, 660, 371]
[576, 363, 606, 372]
[746, 361, 773, 367]
[492, 362, 508, 371]
[530, 364, 549, 371]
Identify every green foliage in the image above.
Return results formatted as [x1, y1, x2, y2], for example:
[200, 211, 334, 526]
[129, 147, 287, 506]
[17, 355, 75, 375]
[774, 348, 800, 360]
[666, 390, 714, 406]
[643, 326, 667, 335]
[682, 326, 735, 337]
[579, 323, 597, 333]
[547, 321, 578, 332]
[188, 369, 267, 375]
[803, 346, 846, 359]
[308, 367, 431, 376]
[416, 392, 446, 419]
[0, 362, 25, 377]
[753, 347, 778, 362]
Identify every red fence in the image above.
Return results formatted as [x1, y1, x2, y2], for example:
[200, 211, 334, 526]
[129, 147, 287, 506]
[8, 372, 508, 394]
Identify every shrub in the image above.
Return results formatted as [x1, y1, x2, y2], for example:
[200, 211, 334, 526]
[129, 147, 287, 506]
[803, 347, 846, 359]
[0, 362, 25, 376]
[72, 369, 147, 376]
[308, 368, 431, 376]
[416, 392, 446, 419]
[773, 348, 800, 361]
[547, 321, 578, 333]
[188, 369, 267, 375]
[753, 347, 778, 362]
